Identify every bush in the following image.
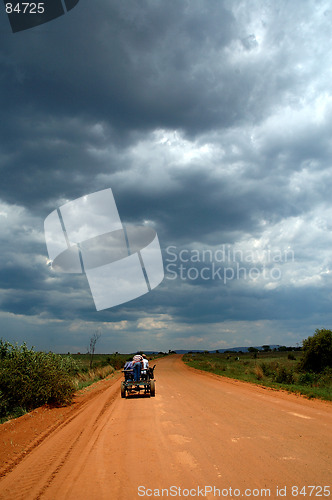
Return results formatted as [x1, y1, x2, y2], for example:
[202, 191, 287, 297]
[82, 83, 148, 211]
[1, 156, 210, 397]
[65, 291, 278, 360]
[260, 361, 279, 376]
[260, 362, 272, 376]
[253, 365, 264, 380]
[298, 372, 316, 386]
[273, 366, 295, 384]
[316, 367, 332, 387]
[103, 354, 123, 370]
[299, 329, 332, 373]
[0, 340, 77, 418]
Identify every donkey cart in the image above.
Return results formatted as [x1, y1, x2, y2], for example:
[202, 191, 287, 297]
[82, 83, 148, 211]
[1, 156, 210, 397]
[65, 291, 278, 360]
[121, 364, 156, 398]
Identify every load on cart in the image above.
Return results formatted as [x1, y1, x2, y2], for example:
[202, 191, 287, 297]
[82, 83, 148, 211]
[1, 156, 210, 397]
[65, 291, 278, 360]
[121, 354, 156, 398]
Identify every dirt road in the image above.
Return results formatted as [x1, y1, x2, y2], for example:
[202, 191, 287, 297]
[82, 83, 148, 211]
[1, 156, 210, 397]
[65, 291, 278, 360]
[0, 355, 331, 499]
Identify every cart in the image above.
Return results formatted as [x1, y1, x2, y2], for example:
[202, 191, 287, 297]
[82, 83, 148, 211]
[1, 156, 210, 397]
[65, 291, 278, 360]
[121, 365, 156, 398]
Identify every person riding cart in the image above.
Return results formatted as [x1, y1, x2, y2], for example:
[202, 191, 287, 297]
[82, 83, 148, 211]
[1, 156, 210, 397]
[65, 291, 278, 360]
[123, 359, 133, 381]
[132, 353, 143, 383]
[141, 354, 149, 380]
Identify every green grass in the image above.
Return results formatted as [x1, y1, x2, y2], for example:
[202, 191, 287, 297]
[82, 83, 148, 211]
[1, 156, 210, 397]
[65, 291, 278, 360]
[183, 351, 332, 401]
[0, 406, 27, 424]
[65, 353, 130, 371]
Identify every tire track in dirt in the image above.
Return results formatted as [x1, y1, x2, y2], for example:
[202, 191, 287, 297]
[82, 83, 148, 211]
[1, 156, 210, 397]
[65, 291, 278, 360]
[0, 376, 121, 499]
[0, 375, 120, 498]
[0, 372, 122, 479]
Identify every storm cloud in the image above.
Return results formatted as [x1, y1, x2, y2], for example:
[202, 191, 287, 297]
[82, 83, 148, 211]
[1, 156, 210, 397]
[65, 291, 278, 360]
[1, 0, 332, 352]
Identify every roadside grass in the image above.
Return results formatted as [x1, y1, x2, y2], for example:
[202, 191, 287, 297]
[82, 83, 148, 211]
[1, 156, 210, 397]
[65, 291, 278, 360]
[67, 353, 130, 371]
[0, 406, 27, 424]
[72, 365, 116, 390]
[183, 352, 332, 401]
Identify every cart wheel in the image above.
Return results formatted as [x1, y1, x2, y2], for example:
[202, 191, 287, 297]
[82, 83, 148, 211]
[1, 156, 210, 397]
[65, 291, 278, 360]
[150, 379, 155, 397]
[121, 381, 126, 398]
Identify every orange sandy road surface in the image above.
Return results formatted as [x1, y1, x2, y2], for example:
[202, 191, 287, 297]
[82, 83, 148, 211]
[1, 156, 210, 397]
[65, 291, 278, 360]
[0, 355, 331, 499]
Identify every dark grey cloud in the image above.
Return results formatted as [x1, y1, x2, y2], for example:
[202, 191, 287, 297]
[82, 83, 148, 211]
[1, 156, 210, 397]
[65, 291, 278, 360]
[1, 1, 236, 130]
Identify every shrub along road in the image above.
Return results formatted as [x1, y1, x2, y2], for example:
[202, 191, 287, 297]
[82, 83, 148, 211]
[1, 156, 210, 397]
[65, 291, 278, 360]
[0, 355, 331, 499]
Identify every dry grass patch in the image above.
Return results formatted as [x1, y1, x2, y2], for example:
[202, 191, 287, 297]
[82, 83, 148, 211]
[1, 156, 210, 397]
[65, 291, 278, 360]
[73, 365, 115, 389]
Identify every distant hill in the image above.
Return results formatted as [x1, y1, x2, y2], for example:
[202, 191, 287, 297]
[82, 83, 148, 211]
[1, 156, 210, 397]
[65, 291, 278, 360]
[131, 345, 300, 355]
[164, 345, 288, 354]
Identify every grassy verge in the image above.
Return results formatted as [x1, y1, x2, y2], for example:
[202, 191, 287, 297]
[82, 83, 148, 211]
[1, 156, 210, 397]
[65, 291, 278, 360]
[183, 351, 332, 401]
[67, 353, 130, 371]
[72, 365, 116, 390]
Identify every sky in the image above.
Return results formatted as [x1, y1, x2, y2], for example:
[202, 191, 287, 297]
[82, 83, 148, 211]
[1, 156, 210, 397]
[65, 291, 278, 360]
[1, 0, 332, 354]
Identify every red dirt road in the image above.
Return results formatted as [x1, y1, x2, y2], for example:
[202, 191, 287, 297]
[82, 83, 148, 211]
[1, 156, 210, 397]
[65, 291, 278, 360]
[0, 355, 331, 499]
